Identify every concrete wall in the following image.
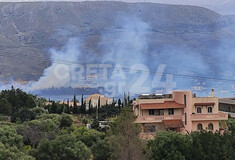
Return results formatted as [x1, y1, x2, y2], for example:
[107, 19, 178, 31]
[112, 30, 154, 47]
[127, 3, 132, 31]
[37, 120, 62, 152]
[192, 97, 219, 114]
[173, 91, 193, 133]
[194, 106, 215, 114]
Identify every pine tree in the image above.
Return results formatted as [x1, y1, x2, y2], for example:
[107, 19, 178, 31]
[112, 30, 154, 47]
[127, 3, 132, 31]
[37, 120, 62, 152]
[109, 108, 144, 160]
[51, 101, 57, 113]
[81, 94, 84, 105]
[118, 99, 122, 110]
[127, 92, 130, 106]
[88, 99, 92, 114]
[72, 94, 78, 114]
[98, 96, 101, 108]
[73, 94, 77, 107]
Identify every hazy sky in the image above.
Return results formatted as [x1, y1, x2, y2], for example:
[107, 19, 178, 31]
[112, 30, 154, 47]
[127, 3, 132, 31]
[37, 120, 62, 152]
[0, 0, 234, 15]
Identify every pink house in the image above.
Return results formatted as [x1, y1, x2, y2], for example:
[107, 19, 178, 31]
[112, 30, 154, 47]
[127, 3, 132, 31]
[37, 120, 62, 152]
[133, 90, 228, 139]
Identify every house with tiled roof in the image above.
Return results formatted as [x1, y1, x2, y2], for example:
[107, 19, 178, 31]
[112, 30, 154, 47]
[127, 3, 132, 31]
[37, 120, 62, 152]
[133, 90, 228, 139]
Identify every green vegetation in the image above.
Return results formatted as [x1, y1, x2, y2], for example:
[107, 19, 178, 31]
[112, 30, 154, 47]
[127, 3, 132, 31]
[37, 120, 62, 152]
[0, 88, 234, 160]
[147, 128, 235, 160]
[147, 131, 191, 160]
[0, 87, 36, 123]
[108, 108, 145, 160]
[34, 134, 91, 160]
[0, 125, 35, 160]
[0, 87, 123, 159]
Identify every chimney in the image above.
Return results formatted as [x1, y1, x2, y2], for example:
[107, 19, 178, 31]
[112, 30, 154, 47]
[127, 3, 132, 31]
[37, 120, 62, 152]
[211, 89, 215, 97]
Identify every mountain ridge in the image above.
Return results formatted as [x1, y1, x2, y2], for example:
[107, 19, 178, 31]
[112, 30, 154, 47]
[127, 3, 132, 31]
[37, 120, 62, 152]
[0, 1, 234, 84]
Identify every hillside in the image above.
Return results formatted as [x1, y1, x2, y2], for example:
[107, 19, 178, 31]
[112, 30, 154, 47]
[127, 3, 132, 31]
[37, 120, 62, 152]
[0, 1, 234, 83]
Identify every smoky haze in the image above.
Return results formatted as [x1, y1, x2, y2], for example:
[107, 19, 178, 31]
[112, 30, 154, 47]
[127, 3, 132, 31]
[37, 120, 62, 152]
[31, 38, 82, 90]
[0, 1, 235, 97]
[30, 14, 235, 97]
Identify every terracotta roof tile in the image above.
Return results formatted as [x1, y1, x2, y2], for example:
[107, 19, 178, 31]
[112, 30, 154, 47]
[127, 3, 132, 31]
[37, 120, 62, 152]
[140, 101, 185, 109]
[194, 102, 215, 106]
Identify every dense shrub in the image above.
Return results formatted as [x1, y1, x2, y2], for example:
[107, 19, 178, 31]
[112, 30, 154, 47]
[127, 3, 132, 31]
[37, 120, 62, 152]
[34, 134, 91, 160]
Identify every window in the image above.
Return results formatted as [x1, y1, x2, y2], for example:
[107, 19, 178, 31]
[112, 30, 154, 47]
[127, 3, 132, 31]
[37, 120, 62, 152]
[184, 94, 187, 106]
[149, 109, 154, 115]
[155, 110, 160, 115]
[185, 113, 187, 125]
[144, 125, 156, 133]
[155, 109, 164, 116]
[150, 126, 156, 132]
[159, 109, 164, 115]
[197, 107, 202, 113]
[168, 109, 174, 115]
[197, 123, 203, 130]
[208, 123, 213, 130]
[208, 107, 212, 113]
[228, 106, 231, 112]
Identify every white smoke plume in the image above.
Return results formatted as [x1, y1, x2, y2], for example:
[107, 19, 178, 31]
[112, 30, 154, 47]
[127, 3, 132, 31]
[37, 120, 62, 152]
[30, 38, 81, 90]
[9, 13, 235, 98]
[98, 15, 151, 95]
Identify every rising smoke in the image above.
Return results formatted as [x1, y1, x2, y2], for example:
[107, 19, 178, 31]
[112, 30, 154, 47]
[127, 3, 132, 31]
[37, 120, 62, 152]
[2, 12, 234, 97]
[30, 15, 215, 96]
[30, 15, 152, 96]
[30, 38, 82, 90]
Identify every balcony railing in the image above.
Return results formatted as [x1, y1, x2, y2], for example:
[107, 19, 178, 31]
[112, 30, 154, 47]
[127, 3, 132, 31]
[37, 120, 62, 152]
[191, 112, 228, 121]
[136, 112, 228, 123]
[136, 115, 183, 123]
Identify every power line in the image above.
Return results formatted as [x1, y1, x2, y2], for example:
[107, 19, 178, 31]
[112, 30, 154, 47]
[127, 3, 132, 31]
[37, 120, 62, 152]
[52, 61, 235, 83]
[1, 54, 235, 83]
[0, 52, 217, 77]
[46, 59, 235, 83]
[0, 53, 213, 76]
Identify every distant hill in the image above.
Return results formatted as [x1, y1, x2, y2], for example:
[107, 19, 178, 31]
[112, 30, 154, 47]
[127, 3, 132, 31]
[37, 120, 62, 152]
[0, 1, 234, 83]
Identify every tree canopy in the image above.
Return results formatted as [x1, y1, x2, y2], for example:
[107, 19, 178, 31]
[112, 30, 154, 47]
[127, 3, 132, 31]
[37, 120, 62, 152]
[34, 134, 91, 160]
[0, 88, 234, 160]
